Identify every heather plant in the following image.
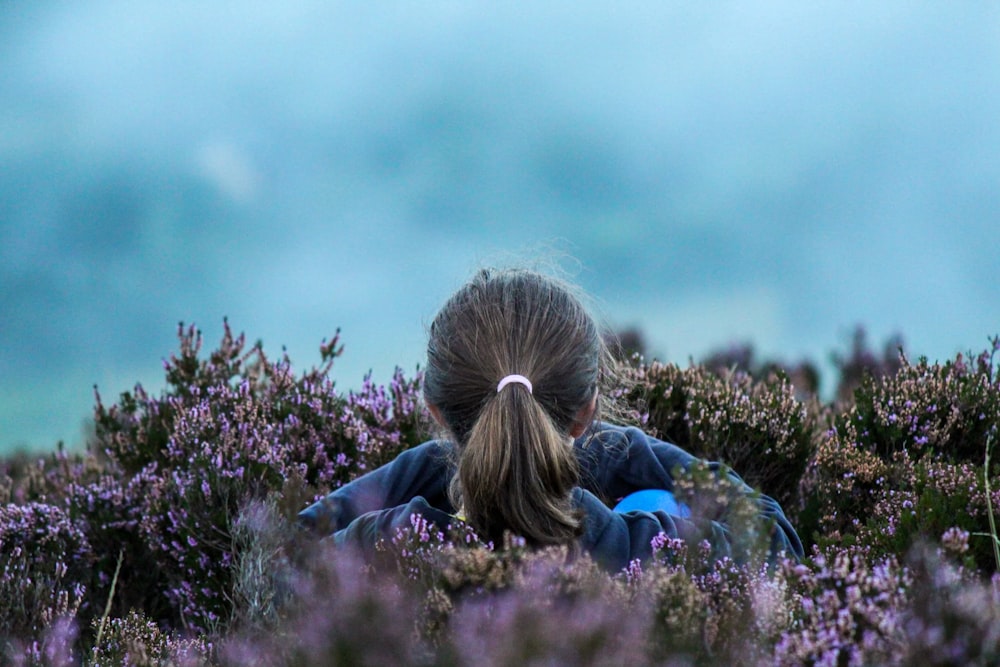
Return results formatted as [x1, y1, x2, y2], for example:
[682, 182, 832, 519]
[668, 461, 777, 566]
[220, 547, 429, 667]
[802, 337, 1000, 571]
[227, 498, 299, 634]
[0, 446, 168, 645]
[622, 360, 818, 513]
[443, 560, 648, 667]
[690, 558, 775, 662]
[623, 534, 801, 665]
[63, 470, 169, 626]
[831, 326, 906, 405]
[0, 447, 105, 507]
[1, 451, 42, 505]
[772, 546, 910, 666]
[5, 617, 79, 667]
[5, 319, 1000, 663]
[384, 513, 496, 592]
[0, 319, 434, 654]
[381, 515, 557, 642]
[86, 610, 209, 667]
[382, 510, 789, 666]
[900, 545, 1000, 666]
[0, 503, 90, 665]
[701, 342, 821, 400]
[626, 553, 705, 662]
[93, 322, 429, 489]
[135, 375, 295, 631]
[81, 321, 431, 634]
[365, 519, 651, 666]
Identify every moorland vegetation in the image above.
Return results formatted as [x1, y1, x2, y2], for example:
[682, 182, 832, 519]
[3, 323, 999, 666]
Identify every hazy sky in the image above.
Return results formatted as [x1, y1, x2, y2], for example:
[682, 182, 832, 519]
[2, 2, 999, 452]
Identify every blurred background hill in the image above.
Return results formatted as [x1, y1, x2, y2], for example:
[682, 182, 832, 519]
[2, 2, 998, 452]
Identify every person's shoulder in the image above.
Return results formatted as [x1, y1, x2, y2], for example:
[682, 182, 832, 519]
[384, 437, 455, 473]
[579, 422, 698, 468]
[579, 421, 657, 448]
[402, 437, 454, 457]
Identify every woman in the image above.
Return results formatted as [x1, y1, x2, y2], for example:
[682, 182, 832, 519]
[299, 269, 803, 571]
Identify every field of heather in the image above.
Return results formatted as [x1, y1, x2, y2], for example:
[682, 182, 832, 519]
[2, 323, 999, 666]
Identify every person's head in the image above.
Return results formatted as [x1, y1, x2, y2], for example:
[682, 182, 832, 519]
[423, 268, 610, 546]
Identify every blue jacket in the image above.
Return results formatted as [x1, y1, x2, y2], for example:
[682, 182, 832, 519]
[297, 422, 804, 572]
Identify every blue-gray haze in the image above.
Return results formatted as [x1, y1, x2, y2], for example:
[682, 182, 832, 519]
[2, 2, 999, 452]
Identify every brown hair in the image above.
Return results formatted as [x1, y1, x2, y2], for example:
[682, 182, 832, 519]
[423, 268, 610, 546]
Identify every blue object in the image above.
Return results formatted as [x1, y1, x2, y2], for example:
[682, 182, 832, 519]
[613, 489, 690, 518]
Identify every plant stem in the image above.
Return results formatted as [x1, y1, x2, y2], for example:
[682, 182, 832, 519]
[985, 433, 1000, 572]
[93, 549, 125, 655]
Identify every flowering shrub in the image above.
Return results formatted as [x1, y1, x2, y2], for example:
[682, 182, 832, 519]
[830, 326, 906, 405]
[2, 323, 1000, 664]
[622, 360, 818, 513]
[88, 610, 209, 667]
[63, 470, 168, 629]
[773, 547, 909, 666]
[443, 555, 647, 667]
[220, 546, 427, 667]
[93, 322, 429, 492]
[802, 337, 1000, 571]
[900, 545, 1000, 666]
[700, 341, 821, 399]
[0, 320, 434, 645]
[84, 321, 433, 633]
[0, 503, 90, 665]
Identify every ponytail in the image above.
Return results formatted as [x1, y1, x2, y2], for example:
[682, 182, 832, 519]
[452, 385, 581, 545]
[424, 268, 606, 547]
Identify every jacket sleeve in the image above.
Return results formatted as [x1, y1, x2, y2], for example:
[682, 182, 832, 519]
[575, 488, 735, 572]
[331, 496, 455, 559]
[575, 423, 804, 560]
[297, 440, 454, 536]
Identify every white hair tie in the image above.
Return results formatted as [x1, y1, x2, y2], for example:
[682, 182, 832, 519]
[496, 374, 533, 394]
